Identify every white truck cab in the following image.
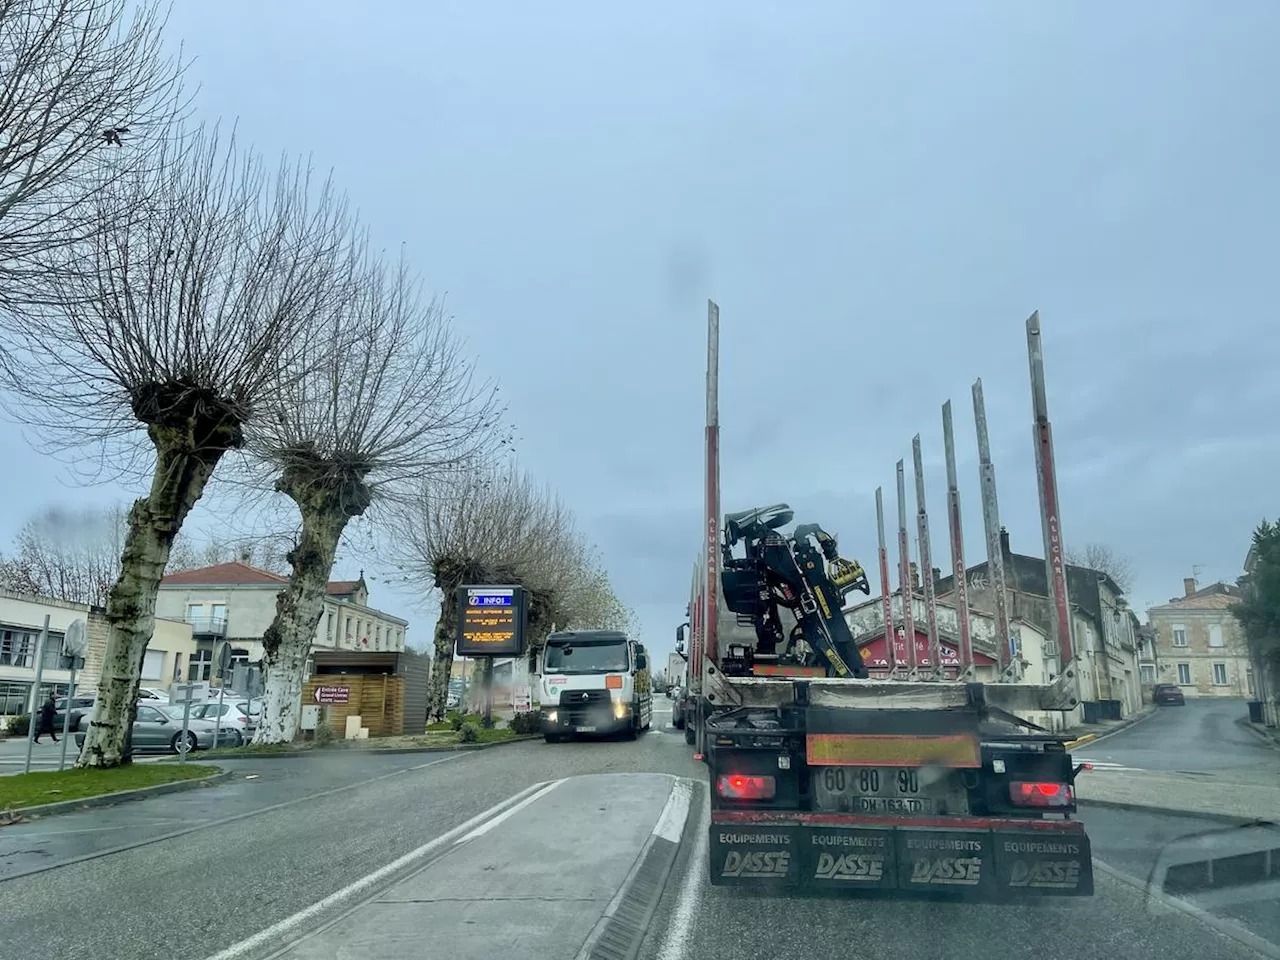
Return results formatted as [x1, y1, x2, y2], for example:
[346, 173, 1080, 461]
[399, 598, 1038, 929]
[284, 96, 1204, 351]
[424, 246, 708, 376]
[537, 629, 652, 742]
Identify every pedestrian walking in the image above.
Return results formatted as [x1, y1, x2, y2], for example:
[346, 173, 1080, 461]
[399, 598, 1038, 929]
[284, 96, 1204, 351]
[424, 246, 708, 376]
[33, 692, 59, 744]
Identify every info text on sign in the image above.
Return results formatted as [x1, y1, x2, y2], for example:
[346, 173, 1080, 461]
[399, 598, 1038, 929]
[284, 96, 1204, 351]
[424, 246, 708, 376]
[313, 686, 350, 705]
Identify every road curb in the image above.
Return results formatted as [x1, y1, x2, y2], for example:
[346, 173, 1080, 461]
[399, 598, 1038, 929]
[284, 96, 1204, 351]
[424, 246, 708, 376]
[1236, 716, 1280, 750]
[1078, 798, 1268, 825]
[1063, 733, 1096, 750]
[1, 767, 230, 822]
[179, 734, 541, 762]
[1064, 706, 1158, 751]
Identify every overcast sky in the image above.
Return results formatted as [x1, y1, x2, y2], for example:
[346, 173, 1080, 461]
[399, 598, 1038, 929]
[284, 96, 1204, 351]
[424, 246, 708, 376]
[4, 1, 1278, 661]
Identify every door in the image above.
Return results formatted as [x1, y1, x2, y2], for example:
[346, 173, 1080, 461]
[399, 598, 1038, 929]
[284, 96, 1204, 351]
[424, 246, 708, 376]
[133, 705, 170, 748]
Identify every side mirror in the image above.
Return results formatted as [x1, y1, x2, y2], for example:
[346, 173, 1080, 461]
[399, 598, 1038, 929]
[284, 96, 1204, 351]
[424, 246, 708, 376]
[636, 652, 648, 671]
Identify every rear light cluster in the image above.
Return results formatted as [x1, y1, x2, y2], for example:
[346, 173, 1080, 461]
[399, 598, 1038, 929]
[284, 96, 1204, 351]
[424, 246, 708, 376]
[716, 774, 776, 800]
[1009, 781, 1073, 807]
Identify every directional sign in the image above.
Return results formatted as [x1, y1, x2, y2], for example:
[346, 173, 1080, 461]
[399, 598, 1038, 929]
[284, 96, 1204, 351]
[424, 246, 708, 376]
[456, 585, 527, 657]
[313, 685, 350, 705]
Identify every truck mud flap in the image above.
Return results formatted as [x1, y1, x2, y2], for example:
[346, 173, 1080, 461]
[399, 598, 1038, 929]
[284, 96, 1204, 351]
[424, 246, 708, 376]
[709, 824, 801, 887]
[710, 821, 1093, 899]
[992, 830, 1094, 897]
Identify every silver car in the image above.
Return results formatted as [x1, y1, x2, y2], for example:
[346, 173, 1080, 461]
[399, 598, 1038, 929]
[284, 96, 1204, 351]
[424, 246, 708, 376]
[74, 701, 240, 754]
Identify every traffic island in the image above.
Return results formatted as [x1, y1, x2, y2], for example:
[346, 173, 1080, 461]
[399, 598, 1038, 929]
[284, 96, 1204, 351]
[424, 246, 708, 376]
[0, 763, 225, 822]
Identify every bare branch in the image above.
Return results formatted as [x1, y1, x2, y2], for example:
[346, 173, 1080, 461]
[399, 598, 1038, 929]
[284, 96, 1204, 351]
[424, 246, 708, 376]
[0, 0, 187, 307]
[0, 125, 354, 767]
[1065, 542, 1135, 595]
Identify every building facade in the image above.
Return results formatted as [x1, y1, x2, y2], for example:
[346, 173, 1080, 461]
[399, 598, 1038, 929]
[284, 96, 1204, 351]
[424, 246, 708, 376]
[0, 589, 194, 722]
[1147, 578, 1252, 699]
[933, 529, 1143, 719]
[155, 562, 408, 682]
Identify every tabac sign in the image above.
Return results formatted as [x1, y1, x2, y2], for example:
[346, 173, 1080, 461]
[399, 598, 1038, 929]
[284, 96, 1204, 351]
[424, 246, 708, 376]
[456, 585, 528, 657]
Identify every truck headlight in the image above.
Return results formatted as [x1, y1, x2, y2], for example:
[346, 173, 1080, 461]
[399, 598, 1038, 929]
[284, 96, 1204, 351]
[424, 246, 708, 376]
[613, 701, 631, 720]
[545, 710, 558, 723]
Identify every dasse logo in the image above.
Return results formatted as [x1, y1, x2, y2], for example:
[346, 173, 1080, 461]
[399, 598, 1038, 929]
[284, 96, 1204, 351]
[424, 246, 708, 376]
[721, 850, 791, 878]
[909, 856, 982, 885]
[1008, 859, 1081, 889]
[814, 853, 884, 882]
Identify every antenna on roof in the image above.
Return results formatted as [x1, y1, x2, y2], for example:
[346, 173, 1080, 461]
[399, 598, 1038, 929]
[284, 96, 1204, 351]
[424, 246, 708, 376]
[1192, 564, 1204, 580]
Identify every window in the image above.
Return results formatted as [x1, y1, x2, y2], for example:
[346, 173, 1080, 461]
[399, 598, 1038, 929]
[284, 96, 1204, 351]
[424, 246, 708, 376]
[1177, 662, 1191, 685]
[1212, 663, 1228, 686]
[190, 648, 212, 681]
[141, 649, 165, 681]
[1171, 624, 1188, 647]
[1140, 664, 1155, 684]
[1208, 624, 1224, 648]
[173, 653, 183, 682]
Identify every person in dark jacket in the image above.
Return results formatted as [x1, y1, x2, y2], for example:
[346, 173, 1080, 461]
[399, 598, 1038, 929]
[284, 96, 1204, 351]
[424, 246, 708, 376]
[33, 692, 59, 744]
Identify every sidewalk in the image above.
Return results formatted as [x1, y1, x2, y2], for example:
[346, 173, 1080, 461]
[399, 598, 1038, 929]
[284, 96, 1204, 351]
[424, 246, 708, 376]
[1077, 768, 1280, 822]
[1062, 705, 1155, 747]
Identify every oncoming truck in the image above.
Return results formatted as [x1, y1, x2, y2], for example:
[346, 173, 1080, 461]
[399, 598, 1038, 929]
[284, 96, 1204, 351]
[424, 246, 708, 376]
[684, 301, 1094, 900]
[537, 629, 653, 742]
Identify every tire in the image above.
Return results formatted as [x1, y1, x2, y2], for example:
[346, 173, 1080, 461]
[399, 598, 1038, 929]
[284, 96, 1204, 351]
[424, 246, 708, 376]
[684, 722, 695, 745]
[623, 715, 638, 741]
[171, 731, 197, 755]
[544, 732, 564, 743]
[673, 714, 685, 730]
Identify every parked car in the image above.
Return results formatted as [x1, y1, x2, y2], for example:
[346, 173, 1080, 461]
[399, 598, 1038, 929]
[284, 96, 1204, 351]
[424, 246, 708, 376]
[138, 686, 171, 702]
[189, 698, 260, 742]
[1153, 683, 1186, 705]
[73, 701, 240, 754]
[53, 694, 97, 732]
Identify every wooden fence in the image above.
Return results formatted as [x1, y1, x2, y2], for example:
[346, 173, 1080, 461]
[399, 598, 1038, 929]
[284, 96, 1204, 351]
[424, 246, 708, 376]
[302, 675, 405, 737]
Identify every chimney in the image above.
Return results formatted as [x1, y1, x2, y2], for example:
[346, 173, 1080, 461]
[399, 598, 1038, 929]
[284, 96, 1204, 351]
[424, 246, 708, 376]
[999, 527, 1011, 557]
[932, 567, 942, 593]
[909, 562, 920, 593]
[1184, 577, 1197, 598]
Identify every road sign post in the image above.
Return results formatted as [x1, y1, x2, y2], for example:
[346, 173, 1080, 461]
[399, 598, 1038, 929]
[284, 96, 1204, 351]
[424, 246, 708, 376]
[58, 619, 88, 771]
[170, 681, 202, 763]
[22, 615, 51, 775]
[211, 643, 232, 747]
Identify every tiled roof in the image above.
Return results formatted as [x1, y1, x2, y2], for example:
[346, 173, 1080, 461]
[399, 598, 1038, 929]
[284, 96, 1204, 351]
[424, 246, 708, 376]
[161, 561, 287, 586]
[326, 580, 360, 595]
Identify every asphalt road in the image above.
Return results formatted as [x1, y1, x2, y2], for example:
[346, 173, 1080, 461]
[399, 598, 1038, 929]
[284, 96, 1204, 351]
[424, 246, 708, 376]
[1, 700, 1277, 960]
[1072, 697, 1276, 775]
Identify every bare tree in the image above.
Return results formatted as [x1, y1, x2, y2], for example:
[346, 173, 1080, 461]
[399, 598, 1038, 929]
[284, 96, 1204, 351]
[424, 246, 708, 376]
[395, 466, 630, 721]
[1065, 542, 1135, 595]
[166, 529, 294, 575]
[246, 250, 502, 742]
[0, 0, 184, 307]
[396, 467, 568, 721]
[0, 503, 128, 605]
[0, 128, 349, 767]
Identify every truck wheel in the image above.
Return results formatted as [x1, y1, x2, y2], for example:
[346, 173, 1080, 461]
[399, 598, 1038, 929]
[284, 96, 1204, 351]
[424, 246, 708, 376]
[684, 723, 695, 745]
[544, 732, 563, 744]
[673, 714, 684, 730]
[623, 715, 638, 741]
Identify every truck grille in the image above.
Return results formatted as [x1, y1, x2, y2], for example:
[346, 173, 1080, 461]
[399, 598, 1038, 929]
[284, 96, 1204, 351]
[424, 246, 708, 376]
[557, 689, 612, 724]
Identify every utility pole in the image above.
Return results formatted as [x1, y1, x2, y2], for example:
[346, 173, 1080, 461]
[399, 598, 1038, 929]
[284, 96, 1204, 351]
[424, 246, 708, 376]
[942, 401, 973, 677]
[875, 487, 898, 674]
[1026, 312, 1077, 681]
[912, 435, 942, 677]
[973, 378, 1013, 678]
[896, 460, 918, 675]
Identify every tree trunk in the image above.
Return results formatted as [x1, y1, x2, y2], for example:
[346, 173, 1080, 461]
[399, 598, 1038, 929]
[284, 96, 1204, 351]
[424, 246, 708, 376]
[76, 433, 223, 768]
[426, 587, 459, 722]
[254, 477, 361, 745]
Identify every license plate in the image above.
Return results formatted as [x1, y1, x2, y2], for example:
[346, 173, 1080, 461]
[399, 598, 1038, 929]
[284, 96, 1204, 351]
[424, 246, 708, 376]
[575, 725, 597, 732]
[813, 766, 970, 816]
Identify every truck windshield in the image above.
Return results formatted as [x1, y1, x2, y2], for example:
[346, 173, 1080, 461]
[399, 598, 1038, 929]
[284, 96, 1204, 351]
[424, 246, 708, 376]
[544, 641, 629, 674]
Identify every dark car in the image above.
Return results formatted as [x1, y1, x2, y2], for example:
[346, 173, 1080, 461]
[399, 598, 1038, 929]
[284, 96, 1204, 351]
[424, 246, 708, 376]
[1153, 683, 1185, 705]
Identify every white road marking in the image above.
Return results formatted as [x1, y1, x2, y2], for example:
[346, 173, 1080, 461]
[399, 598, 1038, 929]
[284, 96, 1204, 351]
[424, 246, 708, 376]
[652, 778, 693, 843]
[203, 779, 560, 960]
[453, 779, 564, 844]
[656, 784, 709, 960]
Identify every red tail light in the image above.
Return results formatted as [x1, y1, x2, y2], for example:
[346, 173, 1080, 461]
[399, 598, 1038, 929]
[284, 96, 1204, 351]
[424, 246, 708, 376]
[715, 774, 776, 800]
[1009, 781, 1073, 807]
